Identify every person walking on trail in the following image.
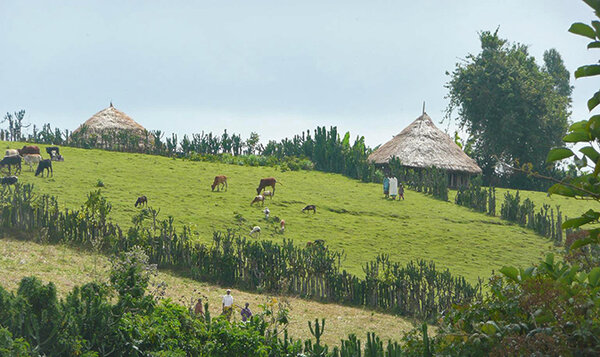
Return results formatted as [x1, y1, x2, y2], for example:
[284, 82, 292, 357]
[389, 177, 398, 200]
[399, 183, 405, 200]
[194, 298, 204, 318]
[240, 302, 253, 322]
[222, 289, 234, 320]
[383, 177, 390, 198]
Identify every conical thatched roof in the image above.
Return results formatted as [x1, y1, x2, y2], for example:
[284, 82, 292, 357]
[73, 103, 146, 134]
[368, 113, 482, 174]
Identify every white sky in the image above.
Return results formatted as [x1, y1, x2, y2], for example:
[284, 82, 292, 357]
[1, 0, 598, 147]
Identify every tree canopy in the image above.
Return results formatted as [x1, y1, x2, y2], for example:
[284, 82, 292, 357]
[446, 30, 571, 184]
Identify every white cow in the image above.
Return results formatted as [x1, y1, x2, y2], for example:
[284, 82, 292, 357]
[5, 149, 18, 157]
[23, 154, 42, 171]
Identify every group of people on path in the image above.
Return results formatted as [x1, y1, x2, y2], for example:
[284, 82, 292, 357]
[193, 288, 253, 322]
[383, 176, 404, 200]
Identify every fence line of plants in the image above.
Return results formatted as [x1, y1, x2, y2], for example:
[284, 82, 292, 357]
[0, 184, 481, 320]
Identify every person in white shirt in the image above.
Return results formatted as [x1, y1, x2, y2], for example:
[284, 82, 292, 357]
[222, 289, 234, 320]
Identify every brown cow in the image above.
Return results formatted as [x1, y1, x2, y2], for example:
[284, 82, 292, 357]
[256, 177, 281, 196]
[17, 145, 40, 156]
[211, 175, 228, 191]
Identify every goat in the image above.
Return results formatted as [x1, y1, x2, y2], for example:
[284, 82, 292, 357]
[0, 155, 21, 175]
[0, 176, 18, 185]
[211, 175, 228, 191]
[251, 195, 265, 206]
[250, 226, 261, 237]
[5, 149, 18, 157]
[262, 190, 273, 199]
[23, 154, 42, 171]
[17, 145, 40, 156]
[302, 205, 316, 214]
[135, 196, 148, 207]
[256, 177, 281, 196]
[35, 159, 52, 177]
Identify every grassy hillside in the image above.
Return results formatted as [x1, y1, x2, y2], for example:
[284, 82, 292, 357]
[3, 141, 555, 281]
[0, 237, 413, 346]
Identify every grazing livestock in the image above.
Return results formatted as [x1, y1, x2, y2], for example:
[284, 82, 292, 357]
[280, 219, 285, 232]
[17, 145, 40, 156]
[250, 226, 261, 237]
[51, 154, 64, 162]
[251, 195, 265, 206]
[306, 239, 325, 247]
[256, 177, 281, 196]
[302, 205, 316, 214]
[5, 149, 18, 157]
[211, 175, 228, 191]
[262, 190, 273, 199]
[0, 155, 21, 175]
[0, 176, 18, 185]
[46, 146, 60, 158]
[23, 154, 42, 171]
[135, 196, 148, 207]
[263, 207, 270, 219]
[35, 159, 52, 177]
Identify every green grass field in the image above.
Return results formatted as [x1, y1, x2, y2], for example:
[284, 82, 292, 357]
[0, 237, 414, 346]
[2, 141, 560, 282]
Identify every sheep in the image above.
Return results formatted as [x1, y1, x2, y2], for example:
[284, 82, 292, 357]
[23, 154, 42, 171]
[250, 226, 261, 237]
[251, 195, 265, 206]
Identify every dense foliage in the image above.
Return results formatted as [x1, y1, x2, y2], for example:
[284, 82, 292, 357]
[446, 30, 572, 189]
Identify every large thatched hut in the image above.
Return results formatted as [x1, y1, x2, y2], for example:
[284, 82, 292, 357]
[73, 103, 147, 136]
[368, 112, 482, 187]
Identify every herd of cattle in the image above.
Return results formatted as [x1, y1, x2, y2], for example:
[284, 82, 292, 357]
[0, 145, 64, 185]
[206, 175, 317, 238]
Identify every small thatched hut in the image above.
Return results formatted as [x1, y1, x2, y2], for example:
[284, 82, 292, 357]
[368, 112, 482, 187]
[74, 103, 147, 136]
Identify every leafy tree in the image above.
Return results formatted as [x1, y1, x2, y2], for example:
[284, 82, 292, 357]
[245, 132, 260, 155]
[543, 48, 574, 98]
[446, 30, 571, 184]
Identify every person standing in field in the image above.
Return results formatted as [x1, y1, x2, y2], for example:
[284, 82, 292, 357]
[194, 298, 204, 318]
[240, 302, 253, 322]
[383, 176, 390, 198]
[222, 289, 234, 320]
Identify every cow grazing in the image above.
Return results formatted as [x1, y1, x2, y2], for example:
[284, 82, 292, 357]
[23, 154, 42, 171]
[51, 154, 64, 162]
[0, 155, 21, 175]
[5, 149, 18, 157]
[211, 175, 228, 191]
[256, 177, 281, 196]
[302, 205, 316, 214]
[0, 176, 18, 185]
[35, 159, 52, 177]
[251, 195, 265, 206]
[17, 145, 40, 156]
[135, 196, 148, 207]
[46, 146, 60, 158]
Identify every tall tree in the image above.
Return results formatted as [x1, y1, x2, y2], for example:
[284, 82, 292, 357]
[543, 48, 574, 98]
[446, 30, 571, 183]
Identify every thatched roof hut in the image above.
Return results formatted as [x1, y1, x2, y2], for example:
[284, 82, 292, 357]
[73, 103, 147, 135]
[368, 112, 481, 186]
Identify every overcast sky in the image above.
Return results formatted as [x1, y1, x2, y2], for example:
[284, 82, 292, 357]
[1, 0, 597, 147]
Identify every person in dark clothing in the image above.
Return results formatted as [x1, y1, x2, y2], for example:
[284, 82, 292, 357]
[240, 302, 253, 322]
